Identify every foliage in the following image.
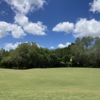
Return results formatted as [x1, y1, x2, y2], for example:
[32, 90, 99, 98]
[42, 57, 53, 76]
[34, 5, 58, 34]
[0, 37, 100, 69]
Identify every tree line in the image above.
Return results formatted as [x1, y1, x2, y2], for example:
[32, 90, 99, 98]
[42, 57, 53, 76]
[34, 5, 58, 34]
[0, 36, 100, 69]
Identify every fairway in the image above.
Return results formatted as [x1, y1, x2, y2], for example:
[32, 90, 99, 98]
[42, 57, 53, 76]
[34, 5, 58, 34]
[0, 68, 100, 100]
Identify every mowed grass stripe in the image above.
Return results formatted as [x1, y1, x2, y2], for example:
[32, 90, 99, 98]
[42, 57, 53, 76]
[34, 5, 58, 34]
[0, 68, 100, 100]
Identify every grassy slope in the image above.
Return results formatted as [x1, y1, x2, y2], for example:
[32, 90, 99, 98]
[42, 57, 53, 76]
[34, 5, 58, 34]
[0, 68, 100, 100]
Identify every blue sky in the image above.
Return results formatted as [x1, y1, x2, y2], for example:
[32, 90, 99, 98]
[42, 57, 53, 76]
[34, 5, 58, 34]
[0, 0, 100, 50]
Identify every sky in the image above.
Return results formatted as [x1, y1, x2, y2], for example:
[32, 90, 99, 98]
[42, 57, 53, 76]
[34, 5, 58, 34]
[0, 0, 100, 50]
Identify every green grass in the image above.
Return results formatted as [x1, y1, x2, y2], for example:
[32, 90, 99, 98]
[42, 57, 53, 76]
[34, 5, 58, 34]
[0, 68, 100, 100]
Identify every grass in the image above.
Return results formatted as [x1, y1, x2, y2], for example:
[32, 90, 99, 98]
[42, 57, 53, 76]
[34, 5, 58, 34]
[0, 68, 100, 100]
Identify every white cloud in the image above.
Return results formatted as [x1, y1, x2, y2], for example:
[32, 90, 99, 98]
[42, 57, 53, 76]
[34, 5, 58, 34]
[36, 43, 42, 48]
[50, 46, 54, 49]
[53, 22, 74, 33]
[0, 21, 26, 38]
[4, 42, 21, 51]
[0, 0, 47, 39]
[0, 21, 10, 38]
[14, 14, 47, 35]
[9, 24, 26, 38]
[90, 0, 100, 13]
[53, 18, 100, 38]
[74, 18, 100, 37]
[4, 0, 46, 14]
[24, 21, 47, 35]
[58, 42, 71, 48]
[14, 14, 29, 26]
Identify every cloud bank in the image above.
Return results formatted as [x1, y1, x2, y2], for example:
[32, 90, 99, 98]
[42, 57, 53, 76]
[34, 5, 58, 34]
[4, 42, 21, 51]
[53, 22, 74, 33]
[4, 42, 43, 51]
[0, 0, 47, 39]
[90, 0, 100, 13]
[74, 18, 100, 37]
[58, 42, 71, 48]
[53, 18, 100, 38]
[4, 0, 46, 14]
[14, 14, 47, 36]
[53, 0, 100, 38]
[0, 21, 26, 38]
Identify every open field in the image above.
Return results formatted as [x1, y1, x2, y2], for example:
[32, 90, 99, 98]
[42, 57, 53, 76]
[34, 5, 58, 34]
[0, 68, 100, 100]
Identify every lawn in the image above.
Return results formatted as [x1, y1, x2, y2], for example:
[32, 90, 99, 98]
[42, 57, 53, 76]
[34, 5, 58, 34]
[0, 68, 100, 100]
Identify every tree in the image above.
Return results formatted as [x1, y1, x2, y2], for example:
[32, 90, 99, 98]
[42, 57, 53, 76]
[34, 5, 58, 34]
[0, 37, 100, 69]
